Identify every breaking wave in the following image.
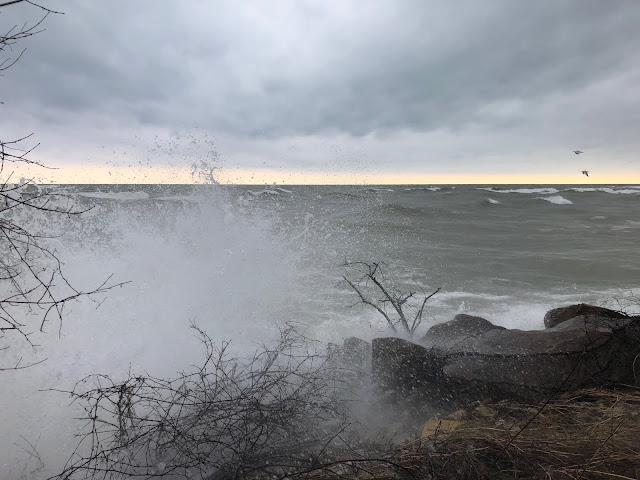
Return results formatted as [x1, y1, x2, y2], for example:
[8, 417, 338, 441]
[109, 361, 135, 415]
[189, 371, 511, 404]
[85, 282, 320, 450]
[478, 187, 560, 194]
[568, 187, 640, 195]
[77, 190, 151, 200]
[537, 195, 573, 205]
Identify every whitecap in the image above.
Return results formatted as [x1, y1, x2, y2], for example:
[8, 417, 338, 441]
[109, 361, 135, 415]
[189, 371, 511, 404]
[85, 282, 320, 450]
[77, 191, 150, 200]
[478, 187, 560, 194]
[404, 186, 442, 192]
[432, 290, 513, 302]
[611, 220, 640, 231]
[154, 195, 196, 202]
[569, 187, 639, 195]
[248, 189, 280, 197]
[537, 195, 573, 205]
[487, 198, 501, 205]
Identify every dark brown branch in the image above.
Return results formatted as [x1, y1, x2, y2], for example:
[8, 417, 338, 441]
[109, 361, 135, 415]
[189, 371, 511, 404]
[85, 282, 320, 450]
[342, 261, 440, 337]
[0, 1, 124, 370]
[49, 324, 393, 479]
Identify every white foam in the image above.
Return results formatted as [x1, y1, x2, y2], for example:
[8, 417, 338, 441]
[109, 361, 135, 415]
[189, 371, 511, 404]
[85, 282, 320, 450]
[478, 187, 560, 194]
[248, 189, 280, 196]
[569, 187, 640, 195]
[154, 195, 197, 202]
[0, 189, 303, 476]
[404, 187, 442, 192]
[77, 190, 151, 200]
[432, 290, 513, 302]
[487, 198, 500, 204]
[424, 287, 638, 332]
[611, 220, 640, 231]
[537, 195, 573, 205]
[275, 187, 293, 194]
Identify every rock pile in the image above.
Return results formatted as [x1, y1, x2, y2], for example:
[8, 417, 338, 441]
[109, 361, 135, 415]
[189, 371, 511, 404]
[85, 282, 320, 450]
[333, 304, 640, 408]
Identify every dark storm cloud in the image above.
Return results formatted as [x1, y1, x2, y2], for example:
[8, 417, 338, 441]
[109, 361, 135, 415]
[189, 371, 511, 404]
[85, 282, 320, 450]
[1, 0, 640, 165]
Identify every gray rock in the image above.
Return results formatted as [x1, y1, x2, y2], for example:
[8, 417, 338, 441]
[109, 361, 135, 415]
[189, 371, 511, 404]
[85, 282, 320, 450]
[372, 337, 447, 399]
[443, 314, 640, 402]
[543, 303, 627, 329]
[326, 342, 342, 364]
[421, 314, 505, 352]
[326, 337, 371, 385]
[373, 313, 640, 406]
[550, 314, 634, 333]
[343, 336, 371, 371]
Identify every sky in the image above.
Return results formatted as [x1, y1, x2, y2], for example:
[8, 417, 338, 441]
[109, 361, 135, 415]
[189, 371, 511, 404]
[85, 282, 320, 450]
[1, 0, 639, 184]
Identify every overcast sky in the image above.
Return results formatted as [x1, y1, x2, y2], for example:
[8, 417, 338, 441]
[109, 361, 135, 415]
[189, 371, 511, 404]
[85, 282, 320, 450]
[1, 0, 639, 183]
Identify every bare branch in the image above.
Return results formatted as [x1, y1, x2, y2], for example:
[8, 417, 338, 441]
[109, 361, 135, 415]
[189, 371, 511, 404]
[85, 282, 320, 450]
[0, 355, 46, 371]
[49, 324, 403, 480]
[0, 2, 125, 370]
[342, 261, 440, 337]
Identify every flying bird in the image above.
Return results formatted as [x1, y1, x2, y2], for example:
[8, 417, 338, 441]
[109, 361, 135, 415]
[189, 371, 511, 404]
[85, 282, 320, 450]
[573, 150, 583, 155]
[581, 170, 589, 177]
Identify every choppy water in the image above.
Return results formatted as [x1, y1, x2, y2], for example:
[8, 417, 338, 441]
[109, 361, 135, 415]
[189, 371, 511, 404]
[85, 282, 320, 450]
[1, 183, 639, 476]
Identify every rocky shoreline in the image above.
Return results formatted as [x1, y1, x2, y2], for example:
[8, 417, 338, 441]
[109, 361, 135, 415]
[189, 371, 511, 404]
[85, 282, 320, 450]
[322, 304, 640, 479]
[330, 304, 640, 411]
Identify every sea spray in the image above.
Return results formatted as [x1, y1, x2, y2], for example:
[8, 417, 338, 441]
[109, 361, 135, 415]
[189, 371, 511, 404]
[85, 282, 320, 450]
[0, 185, 310, 477]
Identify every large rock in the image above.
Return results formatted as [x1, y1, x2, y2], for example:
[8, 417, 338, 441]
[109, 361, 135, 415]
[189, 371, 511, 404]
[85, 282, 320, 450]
[373, 313, 640, 405]
[446, 314, 640, 401]
[372, 337, 448, 401]
[327, 337, 372, 386]
[421, 314, 505, 352]
[544, 303, 627, 329]
[343, 336, 371, 371]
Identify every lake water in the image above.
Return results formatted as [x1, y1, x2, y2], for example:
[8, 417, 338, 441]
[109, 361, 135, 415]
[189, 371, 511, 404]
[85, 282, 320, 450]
[1, 183, 639, 476]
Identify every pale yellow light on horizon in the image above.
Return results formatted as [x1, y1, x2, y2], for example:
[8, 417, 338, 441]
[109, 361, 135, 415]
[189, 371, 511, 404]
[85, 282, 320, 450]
[11, 164, 640, 185]
[12, 164, 197, 184]
[376, 172, 640, 185]
[217, 169, 640, 185]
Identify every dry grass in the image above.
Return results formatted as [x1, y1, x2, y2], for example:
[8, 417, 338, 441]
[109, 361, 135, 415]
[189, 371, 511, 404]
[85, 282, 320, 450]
[400, 386, 640, 480]
[299, 386, 640, 480]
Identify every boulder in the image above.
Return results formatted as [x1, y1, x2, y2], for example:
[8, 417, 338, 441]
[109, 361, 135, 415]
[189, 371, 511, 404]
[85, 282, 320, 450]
[421, 314, 505, 352]
[454, 315, 640, 401]
[327, 342, 341, 360]
[343, 336, 371, 372]
[373, 313, 640, 405]
[371, 337, 447, 401]
[544, 303, 627, 329]
[327, 337, 371, 385]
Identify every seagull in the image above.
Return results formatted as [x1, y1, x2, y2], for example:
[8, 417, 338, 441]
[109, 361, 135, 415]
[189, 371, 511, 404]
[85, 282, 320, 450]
[573, 150, 583, 155]
[581, 170, 589, 177]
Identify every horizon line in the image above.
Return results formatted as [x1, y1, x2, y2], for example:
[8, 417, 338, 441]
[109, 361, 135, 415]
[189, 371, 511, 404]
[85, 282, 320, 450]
[9, 164, 640, 185]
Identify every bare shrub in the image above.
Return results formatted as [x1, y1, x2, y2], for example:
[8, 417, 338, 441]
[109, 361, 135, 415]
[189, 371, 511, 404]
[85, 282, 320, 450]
[342, 261, 440, 337]
[0, 179, 128, 358]
[600, 287, 640, 317]
[0, 2, 126, 369]
[51, 323, 402, 479]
